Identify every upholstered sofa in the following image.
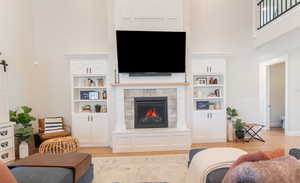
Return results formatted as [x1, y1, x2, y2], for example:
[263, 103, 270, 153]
[188, 148, 300, 183]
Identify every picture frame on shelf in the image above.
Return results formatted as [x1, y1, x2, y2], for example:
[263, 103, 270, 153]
[89, 91, 99, 100]
[196, 77, 207, 86]
[80, 91, 90, 100]
[196, 101, 209, 110]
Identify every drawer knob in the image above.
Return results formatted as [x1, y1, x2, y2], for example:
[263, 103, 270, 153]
[0, 131, 8, 136]
[1, 153, 8, 159]
[1, 142, 8, 148]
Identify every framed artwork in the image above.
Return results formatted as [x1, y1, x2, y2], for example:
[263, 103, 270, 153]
[196, 101, 209, 110]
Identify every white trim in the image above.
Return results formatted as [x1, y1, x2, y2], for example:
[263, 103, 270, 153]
[191, 52, 231, 59]
[259, 55, 289, 134]
[65, 52, 110, 60]
[286, 131, 300, 136]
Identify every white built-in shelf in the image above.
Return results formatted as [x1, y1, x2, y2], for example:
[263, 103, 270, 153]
[74, 86, 107, 89]
[193, 84, 224, 87]
[73, 74, 106, 78]
[111, 82, 190, 86]
[74, 99, 107, 102]
[193, 97, 224, 100]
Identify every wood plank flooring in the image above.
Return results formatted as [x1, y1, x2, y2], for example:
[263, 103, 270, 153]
[79, 128, 300, 157]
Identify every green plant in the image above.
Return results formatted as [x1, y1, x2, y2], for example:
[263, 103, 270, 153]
[233, 119, 246, 131]
[226, 107, 238, 121]
[9, 106, 36, 142]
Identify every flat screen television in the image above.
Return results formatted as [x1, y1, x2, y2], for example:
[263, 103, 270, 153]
[116, 30, 186, 75]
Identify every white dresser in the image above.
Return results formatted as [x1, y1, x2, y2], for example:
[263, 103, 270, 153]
[0, 123, 15, 163]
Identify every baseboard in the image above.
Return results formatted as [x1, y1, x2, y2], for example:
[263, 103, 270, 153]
[285, 131, 300, 136]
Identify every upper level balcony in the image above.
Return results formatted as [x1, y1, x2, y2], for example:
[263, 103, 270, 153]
[254, 0, 300, 47]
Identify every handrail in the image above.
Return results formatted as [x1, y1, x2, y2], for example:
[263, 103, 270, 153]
[257, 0, 300, 30]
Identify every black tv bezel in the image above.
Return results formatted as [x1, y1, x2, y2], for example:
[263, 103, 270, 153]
[116, 30, 186, 74]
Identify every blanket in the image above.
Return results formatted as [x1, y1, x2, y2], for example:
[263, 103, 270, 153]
[186, 148, 247, 183]
[8, 152, 91, 183]
[224, 155, 300, 183]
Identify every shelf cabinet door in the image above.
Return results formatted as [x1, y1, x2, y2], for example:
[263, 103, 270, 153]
[89, 61, 107, 75]
[192, 59, 225, 74]
[71, 62, 89, 75]
[72, 115, 91, 145]
[91, 115, 109, 146]
[209, 60, 225, 74]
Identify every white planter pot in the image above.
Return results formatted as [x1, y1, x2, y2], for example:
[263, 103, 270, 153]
[19, 141, 29, 159]
[227, 120, 234, 141]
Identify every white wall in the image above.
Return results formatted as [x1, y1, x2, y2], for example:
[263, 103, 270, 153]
[270, 63, 285, 127]
[31, 0, 110, 126]
[0, 0, 33, 108]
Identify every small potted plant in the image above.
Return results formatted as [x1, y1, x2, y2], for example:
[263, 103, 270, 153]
[9, 106, 36, 159]
[95, 104, 101, 113]
[233, 119, 246, 139]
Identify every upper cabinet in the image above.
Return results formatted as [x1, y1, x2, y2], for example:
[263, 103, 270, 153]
[70, 60, 108, 76]
[191, 59, 226, 74]
[114, 0, 184, 31]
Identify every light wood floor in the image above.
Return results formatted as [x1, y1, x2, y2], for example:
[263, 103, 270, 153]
[79, 128, 300, 157]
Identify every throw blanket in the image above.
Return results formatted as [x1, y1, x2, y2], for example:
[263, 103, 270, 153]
[186, 148, 247, 183]
[8, 153, 91, 183]
[224, 155, 300, 183]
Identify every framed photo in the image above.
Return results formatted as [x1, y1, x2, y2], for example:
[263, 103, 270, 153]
[197, 78, 207, 86]
[80, 91, 90, 100]
[196, 101, 209, 110]
[89, 91, 99, 100]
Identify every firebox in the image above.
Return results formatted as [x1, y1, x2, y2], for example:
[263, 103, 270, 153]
[134, 97, 168, 128]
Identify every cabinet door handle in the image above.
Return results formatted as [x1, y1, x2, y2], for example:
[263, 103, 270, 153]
[86, 67, 89, 74]
[89, 68, 92, 74]
[88, 116, 90, 122]
[210, 67, 212, 73]
[0, 60, 8, 72]
[1, 153, 8, 159]
[206, 66, 209, 73]
[1, 142, 8, 148]
[0, 130, 8, 136]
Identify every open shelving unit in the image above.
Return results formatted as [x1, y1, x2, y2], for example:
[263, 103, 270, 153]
[192, 74, 225, 111]
[72, 75, 108, 114]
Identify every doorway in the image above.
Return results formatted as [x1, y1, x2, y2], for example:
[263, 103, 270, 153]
[259, 56, 288, 134]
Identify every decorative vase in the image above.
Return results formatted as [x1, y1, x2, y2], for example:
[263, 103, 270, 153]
[235, 130, 245, 139]
[19, 141, 29, 159]
[95, 105, 101, 113]
[227, 120, 234, 141]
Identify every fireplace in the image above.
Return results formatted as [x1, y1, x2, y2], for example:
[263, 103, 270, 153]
[134, 97, 168, 128]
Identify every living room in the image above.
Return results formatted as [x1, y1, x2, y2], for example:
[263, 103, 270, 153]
[1, 0, 300, 183]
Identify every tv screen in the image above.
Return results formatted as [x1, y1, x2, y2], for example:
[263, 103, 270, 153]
[116, 30, 186, 73]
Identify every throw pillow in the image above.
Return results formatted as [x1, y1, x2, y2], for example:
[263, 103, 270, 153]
[44, 117, 64, 134]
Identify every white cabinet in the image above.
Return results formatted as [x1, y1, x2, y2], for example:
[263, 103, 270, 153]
[192, 54, 227, 143]
[67, 54, 110, 147]
[71, 60, 107, 75]
[192, 59, 225, 74]
[72, 114, 109, 146]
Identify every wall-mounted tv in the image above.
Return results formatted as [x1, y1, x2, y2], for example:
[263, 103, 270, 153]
[116, 30, 186, 75]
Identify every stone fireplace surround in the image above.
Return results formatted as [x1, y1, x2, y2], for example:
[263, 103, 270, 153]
[112, 83, 191, 153]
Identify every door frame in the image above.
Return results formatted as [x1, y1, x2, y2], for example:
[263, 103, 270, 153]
[259, 55, 288, 133]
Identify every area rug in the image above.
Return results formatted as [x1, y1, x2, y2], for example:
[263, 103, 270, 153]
[92, 154, 188, 183]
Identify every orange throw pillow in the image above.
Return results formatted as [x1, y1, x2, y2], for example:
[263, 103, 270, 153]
[263, 148, 285, 159]
[0, 160, 17, 183]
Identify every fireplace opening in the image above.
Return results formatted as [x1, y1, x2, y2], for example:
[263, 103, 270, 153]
[134, 97, 168, 128]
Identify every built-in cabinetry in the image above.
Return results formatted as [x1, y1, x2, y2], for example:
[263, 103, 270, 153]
[191, 54, 227, 143]
[0, 54, 15, 163]
[68, 54, 110, 147]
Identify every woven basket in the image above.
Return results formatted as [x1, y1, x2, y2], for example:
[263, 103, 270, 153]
[39, 136, 79, 153]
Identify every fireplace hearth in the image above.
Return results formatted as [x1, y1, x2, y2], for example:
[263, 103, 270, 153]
[134, 97, 168, 128]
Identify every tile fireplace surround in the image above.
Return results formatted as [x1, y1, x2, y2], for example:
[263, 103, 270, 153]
[112, 83, 191, 153]
[124, 88, 177, 129]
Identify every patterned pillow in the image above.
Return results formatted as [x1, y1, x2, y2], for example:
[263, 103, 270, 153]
[44, 117, 64, 134]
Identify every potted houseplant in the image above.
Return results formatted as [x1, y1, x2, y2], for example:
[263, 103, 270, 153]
[233, 119, 246, 139]
[9, 106, 36, 159]
[95, 104, 101, 113]
[226, 107, 239, 141]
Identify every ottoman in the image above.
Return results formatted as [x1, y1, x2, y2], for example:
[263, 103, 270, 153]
[39, 136, 79, 153]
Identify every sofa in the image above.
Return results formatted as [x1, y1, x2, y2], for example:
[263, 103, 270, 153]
[188, 148, 300, 183]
